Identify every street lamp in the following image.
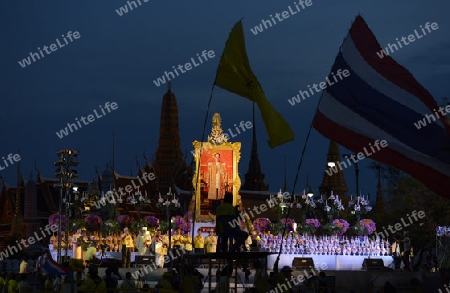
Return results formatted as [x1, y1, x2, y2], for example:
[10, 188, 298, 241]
[326, 161, 335, 196]
[54, 149, 78, 264]
[306, 176, 314, 198]
[156, 189, 180, 271]
[342, 154, 359, 196]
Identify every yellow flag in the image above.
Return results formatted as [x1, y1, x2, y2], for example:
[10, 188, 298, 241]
[214, 20, 295, 148]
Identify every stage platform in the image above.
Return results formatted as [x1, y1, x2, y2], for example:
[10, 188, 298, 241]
[267, 253, 395, 270]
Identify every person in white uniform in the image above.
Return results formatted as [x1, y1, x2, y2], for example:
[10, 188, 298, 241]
[135, 227, 152, 255]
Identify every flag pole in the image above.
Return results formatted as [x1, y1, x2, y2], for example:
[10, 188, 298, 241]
[191, 19, 245, 237]
[191, 61, 220, 239]
[273, 17, 354, 275]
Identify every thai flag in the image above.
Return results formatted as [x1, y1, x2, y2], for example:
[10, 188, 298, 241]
[313, 15, 450, 197]
[41, 257, 69, 275]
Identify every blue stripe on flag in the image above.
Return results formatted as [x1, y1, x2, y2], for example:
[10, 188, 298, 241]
[326, 52, 450, 163]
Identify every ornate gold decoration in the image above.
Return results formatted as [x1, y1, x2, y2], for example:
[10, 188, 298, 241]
[191, 117, 242, 221]
[208, 113, 228, 145]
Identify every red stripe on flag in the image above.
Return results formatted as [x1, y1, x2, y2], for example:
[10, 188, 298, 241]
[313, 110, 450, 197]
[348, 16, 441, 116]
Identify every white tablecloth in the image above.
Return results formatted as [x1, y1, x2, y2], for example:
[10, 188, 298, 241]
[267, 254, 394, 271]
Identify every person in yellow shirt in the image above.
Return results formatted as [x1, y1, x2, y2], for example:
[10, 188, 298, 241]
[205, 231, 217, 253]
[120, 228, 134, 268]
[44, 275, 53, 293]
[183, 231, 193, 254]
[0, 273, 8, 293]
[172, 228, 184, 249]
[193, 229, 205, 254]
[7, 274, 19, 293]
[172, 228, 184, 269]
[154, 231, 165, 268]
[19, 259, 28, 275]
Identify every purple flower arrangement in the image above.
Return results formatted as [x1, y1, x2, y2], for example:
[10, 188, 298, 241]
[184, 211, 193, 225]
[280, 218, 296, 232]
[49, 213, 66, 231]
[253, 218, 272, 233]
[145, 216, 160, 229]
[85, 214, 102, 225]
[333, 219, 350, 235]
[305, 218, 321, 228]
[117, 215, 131, 228]
[173, 215, 190, 233]
[359, 219, 376, 235]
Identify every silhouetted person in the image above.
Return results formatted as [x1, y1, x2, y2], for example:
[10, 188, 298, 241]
[215, 192, 248, 252]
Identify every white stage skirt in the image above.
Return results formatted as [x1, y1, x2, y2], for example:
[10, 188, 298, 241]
[267, 254, 394, 271]
[50, 250, 138, 262]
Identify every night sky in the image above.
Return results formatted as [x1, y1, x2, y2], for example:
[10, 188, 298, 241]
[1, 0, 449, 200]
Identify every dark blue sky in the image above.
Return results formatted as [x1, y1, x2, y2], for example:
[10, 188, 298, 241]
[1, 0, 449, 199]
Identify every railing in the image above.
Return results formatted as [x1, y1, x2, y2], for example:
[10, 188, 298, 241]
[272, 285, 423, 293]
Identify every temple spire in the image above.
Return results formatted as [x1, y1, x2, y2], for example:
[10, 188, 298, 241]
[375, 163, 384, 210]
[15, 149, 21, 217]
[242, 102, 268, 191]
[153, 83, 188, 193]
[12, 148, 23, 238]
[319, 140, 348, 197]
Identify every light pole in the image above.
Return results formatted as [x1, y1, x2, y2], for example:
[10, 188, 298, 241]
[342, 154, 359, 196]
[156, 190, 180, 271]
[54, 149, 78, 264]
[327, 161, 335, 196]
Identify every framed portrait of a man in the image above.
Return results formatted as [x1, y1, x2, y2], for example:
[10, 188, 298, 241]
[192, 140, 241, 218]
[202, 150, 232, 200]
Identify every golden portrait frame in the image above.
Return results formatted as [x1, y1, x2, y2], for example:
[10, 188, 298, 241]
[192, 140, 241, 221]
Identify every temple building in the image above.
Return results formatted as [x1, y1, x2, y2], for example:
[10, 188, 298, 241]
[97, 82, 194, 216]
[0, 169, 92, 251]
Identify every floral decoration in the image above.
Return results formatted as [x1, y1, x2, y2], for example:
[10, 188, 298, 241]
[173, 215, 190, 233]
[49, 213, 66, 231]
[145, 216, 160, 229]
[348, 195, 372, 221]
[305, 218, 321, 228]
[156, 192, 181, 209]
[316, 192, 344, 221]
[85, 214, 102, 225]
[301, 218, 321, 234]
[437, 226, 450, 237]
[184, 211, 193, 225]
[349, 224, 365, 236]
[69, 219, 86, 233]
[103, 219, 121, 233]
[253, 218, 272, 233]
[332, 219, 350, 235]
[359, 219, 376, 235]
[270, 222, 285, 235]
[131, 219, 148, 233]
[321, 223, 339, 236]
[280, 218, 296, 232]
[117, 215, 131, 228]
